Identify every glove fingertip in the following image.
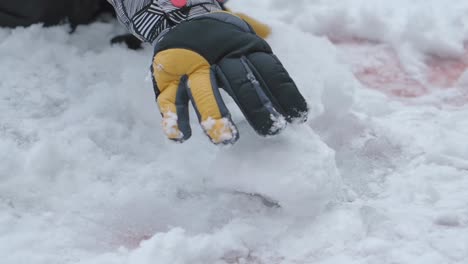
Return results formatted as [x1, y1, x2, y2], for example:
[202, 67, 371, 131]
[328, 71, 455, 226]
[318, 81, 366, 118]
[202, 117, 239, 145]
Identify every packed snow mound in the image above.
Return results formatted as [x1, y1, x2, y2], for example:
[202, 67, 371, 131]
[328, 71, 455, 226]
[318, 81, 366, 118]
[234, 0, 468, 102]
[1, 0, 468, 264]
[266, 0, 468, 57]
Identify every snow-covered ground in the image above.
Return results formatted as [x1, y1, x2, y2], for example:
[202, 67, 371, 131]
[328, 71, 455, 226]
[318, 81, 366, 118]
[1, 0, 468, 263]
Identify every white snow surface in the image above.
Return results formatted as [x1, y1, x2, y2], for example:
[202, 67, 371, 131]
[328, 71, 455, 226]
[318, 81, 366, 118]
[1, 0, 468, 263]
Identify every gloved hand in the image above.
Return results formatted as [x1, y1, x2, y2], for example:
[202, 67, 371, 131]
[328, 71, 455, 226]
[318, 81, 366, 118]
[151, 12, 308, 145]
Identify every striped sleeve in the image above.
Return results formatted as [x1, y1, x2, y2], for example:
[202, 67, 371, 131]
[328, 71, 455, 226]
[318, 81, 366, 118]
[131, 2, 172, 42]
[108, 0, 222, 43]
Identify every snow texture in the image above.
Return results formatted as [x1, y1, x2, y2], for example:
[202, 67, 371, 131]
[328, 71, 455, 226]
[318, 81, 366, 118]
[162, 111, 183, 139]
[1, 0, 468, 263]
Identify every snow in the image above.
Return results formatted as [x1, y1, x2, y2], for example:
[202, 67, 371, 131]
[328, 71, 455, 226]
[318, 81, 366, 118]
[161, 111, 184, 140]
[1, 0, 468, 263]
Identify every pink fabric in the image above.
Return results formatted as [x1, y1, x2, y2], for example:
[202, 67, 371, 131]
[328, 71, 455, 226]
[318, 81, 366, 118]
[171, 0, 187, 8]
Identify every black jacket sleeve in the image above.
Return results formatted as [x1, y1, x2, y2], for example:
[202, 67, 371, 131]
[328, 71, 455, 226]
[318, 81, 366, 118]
[0, 0, 105, 28]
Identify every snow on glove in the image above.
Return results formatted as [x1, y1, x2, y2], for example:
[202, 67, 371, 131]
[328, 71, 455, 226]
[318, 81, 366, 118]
[151, 12, 308, 145]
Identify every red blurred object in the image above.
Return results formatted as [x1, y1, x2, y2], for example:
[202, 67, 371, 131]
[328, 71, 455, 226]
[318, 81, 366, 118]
[333, 38, 468, 104]
[171, 0, 187, 8]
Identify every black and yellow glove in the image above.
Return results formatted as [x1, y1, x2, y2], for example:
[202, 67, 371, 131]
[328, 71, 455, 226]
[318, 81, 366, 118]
[151, 12, 308, 144]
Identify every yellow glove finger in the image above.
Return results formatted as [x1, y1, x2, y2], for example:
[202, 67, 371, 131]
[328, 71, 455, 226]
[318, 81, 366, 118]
[153, 48, 238, 144]
[153, 52, 191, 142]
